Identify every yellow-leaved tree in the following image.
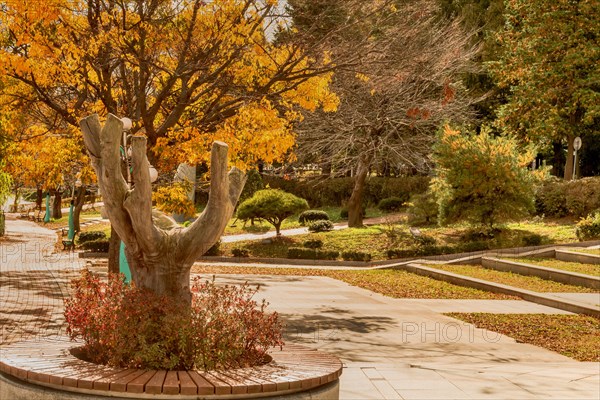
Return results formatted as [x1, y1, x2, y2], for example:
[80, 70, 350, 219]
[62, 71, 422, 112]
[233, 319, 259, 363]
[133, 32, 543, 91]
[1, 0, 337, 300]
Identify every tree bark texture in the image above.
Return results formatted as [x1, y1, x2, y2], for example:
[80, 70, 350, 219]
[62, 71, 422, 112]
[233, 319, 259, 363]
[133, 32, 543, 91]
[80, 114, 246, 304]
[52, 190, 62, 219]
[564, 135, 575, 180]
[72, 187, 87, 233]
[35, 188, 42, 211]
[347, 158, 369, 228]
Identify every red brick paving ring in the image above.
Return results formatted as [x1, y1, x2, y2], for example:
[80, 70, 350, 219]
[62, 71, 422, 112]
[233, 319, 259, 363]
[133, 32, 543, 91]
[0, 336, 342, 399]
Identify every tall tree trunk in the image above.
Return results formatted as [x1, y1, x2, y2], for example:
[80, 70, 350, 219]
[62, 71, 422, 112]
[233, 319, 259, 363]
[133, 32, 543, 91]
[347, 158, 369, 228]
[12, 187, 20, 211]
[551, 141, 565, 177]
[80, 114, 246, 305]
[36, 187, 43, 210]
[108, 227, 120, 274]
[72, 187, 87, 232]
[52, 190, 63, 219]
[564, 135, 575, 180]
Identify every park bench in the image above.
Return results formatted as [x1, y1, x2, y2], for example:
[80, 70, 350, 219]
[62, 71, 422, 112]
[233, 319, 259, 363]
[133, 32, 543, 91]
[28, 210, 42, 222]
[20, 209, 32, 219]
[62, 229, 79, 251]
[34, 210, 44, 222]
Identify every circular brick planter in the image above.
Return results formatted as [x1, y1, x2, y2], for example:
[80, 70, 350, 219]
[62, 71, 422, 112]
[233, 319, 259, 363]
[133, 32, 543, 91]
[0, 337, 342, 399]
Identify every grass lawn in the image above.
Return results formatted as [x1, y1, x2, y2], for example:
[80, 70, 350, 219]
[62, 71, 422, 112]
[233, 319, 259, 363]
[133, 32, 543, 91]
[37, 210, 103, 230]
[429, 264, 597, 293]
[79, 221, 112, 237]
[446, 313, 600, 362]
[219, 218, 580, 261]
[509, 258, 600, 277]
[191, 265, 518, 300]
[221, 206, 389, 235]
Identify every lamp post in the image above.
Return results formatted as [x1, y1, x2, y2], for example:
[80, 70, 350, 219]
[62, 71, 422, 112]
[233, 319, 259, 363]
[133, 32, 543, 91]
[573, 136, 582, 181]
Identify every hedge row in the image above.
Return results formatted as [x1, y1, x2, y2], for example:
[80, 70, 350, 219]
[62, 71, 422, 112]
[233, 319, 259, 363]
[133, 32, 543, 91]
[262, 176, 430, 207]
[535, 177, 600, 218]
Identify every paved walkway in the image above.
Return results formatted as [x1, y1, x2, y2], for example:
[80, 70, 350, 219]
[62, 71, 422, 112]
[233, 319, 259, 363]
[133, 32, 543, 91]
[1, 217, 598, 399]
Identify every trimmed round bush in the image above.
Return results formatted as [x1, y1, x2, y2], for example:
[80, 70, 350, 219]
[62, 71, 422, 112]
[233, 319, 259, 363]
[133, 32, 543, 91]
[80, 239, 110, 253]
[341, 250, 372, 262]
[78, 230, 107, 244]
[303, 239, 323, 249]
[287, 247, 339, 260]
[308, 220, 334, 232]
[298, 210, 330, 225]
[231, 247, 250, 257]
[522, 234, 543, 246]
[237, 189, 308, 235]
[377, 196, 406, 212]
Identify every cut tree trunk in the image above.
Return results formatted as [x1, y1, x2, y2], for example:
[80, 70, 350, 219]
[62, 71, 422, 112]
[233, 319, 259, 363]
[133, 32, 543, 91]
[80, 114, 246, 305]
[347, 158, 369, 228]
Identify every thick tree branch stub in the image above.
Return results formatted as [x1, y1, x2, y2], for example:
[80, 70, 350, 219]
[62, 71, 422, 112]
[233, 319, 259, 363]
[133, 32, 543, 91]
[228, 167, 246, 205]
[79, 113, 138, 256]
[79, 114, 102, 164]
[123, 135, 161, 252]
[178, 141, 247, 264]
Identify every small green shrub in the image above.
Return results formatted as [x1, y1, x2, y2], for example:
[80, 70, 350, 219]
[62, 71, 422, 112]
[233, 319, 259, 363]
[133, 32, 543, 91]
[287, 247, 339, 260]
[78, 231, 107, 244]
[387, 248, 413, 259]
[298, 210, 330, 225]
[413, 234, 436, 246]
[308, 220, 334, 232]
[64, 271, 283, 371]
[303, 239, 323, 249]
[386, 245, 451, 259]
[407, 192, 438, 225]
[432, 125, 538, 228]
[377, 196, 406, 212]
[80, 239, 110, 253]
[522, 234, 543, 246]
[457, 241, 490, 253]
[576, 212, 600, 241]
[231, 247, 250, 257]
[341, 250, 372, 262]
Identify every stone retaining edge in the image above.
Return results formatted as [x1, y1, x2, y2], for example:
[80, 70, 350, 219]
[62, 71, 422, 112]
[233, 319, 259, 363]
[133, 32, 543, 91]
[385, 263, 600, 318]
[79, 240, 600, 268]
[0, 371, 340, 400]
[0, 338, 343, 400]
[481, 257, 599, 289]
[555, 250, 600, 265]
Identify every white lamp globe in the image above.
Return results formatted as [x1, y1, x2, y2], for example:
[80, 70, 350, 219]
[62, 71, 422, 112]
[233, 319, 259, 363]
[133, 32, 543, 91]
[149, 165, 159, 183]
[121, 117, 133, 131]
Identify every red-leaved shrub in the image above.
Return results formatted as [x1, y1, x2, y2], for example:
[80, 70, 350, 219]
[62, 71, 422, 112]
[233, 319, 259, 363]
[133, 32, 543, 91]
[64, 270, 283, 370]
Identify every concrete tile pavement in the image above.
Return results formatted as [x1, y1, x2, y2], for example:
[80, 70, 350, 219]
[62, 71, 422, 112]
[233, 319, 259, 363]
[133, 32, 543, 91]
[1, 217, 598, 399]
